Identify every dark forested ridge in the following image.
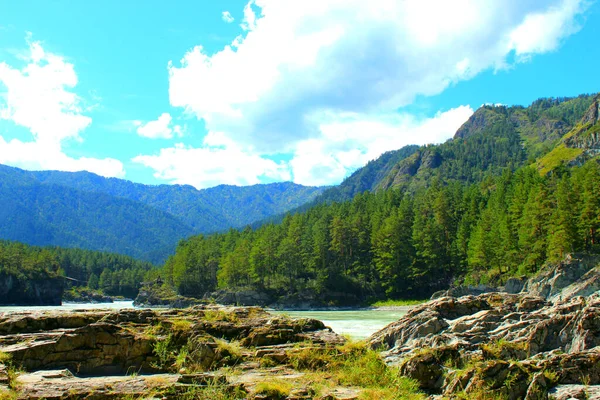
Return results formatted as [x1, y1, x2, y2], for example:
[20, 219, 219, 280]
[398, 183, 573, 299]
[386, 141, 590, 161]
[0, 165, 325, 262]
[0, 240, 156, 302]
[161, 94, 600, 304]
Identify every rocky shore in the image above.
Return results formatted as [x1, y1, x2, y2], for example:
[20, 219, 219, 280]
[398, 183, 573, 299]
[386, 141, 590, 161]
[0, 304, 417, 399]
[368, 254, 600, 399]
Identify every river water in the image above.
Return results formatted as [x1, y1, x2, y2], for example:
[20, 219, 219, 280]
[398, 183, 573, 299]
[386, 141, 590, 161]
[270, 309, 406, 340]
[0, 302, 405, 340]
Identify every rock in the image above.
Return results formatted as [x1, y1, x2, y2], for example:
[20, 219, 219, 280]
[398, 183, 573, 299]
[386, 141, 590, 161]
[62, 288, 113, 303]
[430, 284, 498, 300]
[369, 292, 600, 398]
[505, 277, 526, 294]
[0, 305, 343, 377]
[525, 372, 548, 400]
[133, 282, 206, 308]
[549, 384, 600, 400]
[0, 273, 63, 306]
[399, 352, 445, 391]
[523, 254, 600, 301]
[207, 289, 273, 307]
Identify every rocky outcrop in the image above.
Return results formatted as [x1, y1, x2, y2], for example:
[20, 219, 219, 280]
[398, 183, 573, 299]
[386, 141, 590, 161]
[369, 292, 600, 398]
[206, 289, 273, 307]
[138, 282, 361, 309]
[133, 282, 206, 308]
[0, 306, 339, 375]
[62, 288, 113, 303]
[0, 273, 63, 306]
[432, 254, 600, 302]
[523, 254, 600, 302]
[0, 305, 353, 399]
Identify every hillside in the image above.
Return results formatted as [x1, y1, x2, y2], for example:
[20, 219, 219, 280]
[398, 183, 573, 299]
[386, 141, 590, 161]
[537, 96, 600, 174]
[377, 94, 595, 191]
[161, 93, 600, 304]
[0, 165, 325, 262]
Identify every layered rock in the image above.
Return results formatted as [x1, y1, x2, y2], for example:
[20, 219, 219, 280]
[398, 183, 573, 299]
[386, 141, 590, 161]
[369, 292, 600, 398]
[0, 305, 355, 399]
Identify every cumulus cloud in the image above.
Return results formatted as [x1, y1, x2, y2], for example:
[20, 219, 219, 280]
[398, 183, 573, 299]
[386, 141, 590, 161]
[290, 106, 474, 186]
[135, 112, 182, 139]
[222, 11, 235, 23]
[145, 0, 589, 186]
[132, 141, 290, 189]
[0, 38, 124, 177]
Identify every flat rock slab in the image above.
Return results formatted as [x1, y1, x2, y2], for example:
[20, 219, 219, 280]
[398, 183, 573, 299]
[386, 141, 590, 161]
[16, 370, 180, 399]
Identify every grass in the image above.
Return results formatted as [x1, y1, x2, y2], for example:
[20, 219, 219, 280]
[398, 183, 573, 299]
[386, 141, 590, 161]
[254, 380, 292, 399]
[537, 143, 583, 175]
[286, 339, 426, 399]
[481, 339, 529, 361]
[203, 310, 238, 323]
[369, 299, 426, 307]
[170, 318, 194, 333]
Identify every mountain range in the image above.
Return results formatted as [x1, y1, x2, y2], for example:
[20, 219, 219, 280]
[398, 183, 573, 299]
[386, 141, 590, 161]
[0, 93, 597, 264]
[0, 166, 325, 263]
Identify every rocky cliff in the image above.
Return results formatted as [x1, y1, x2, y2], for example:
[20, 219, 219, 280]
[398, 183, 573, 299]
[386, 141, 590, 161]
[0, 273, 63, 306]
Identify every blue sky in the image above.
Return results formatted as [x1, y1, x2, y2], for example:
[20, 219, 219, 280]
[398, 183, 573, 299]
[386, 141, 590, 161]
[0, 0, 598, 188]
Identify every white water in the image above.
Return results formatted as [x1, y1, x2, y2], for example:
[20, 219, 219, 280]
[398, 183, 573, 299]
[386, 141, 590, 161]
[271, 309, 407, 340]
[0, 301, 135, 313]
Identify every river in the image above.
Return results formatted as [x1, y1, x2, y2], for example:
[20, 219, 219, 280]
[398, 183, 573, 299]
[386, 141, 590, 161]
[270, 309, 406, 340]
[0, 302, 406, 340]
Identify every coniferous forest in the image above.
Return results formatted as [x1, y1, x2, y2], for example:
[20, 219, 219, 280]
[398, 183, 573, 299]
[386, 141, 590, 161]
[162, 161, 600, 302]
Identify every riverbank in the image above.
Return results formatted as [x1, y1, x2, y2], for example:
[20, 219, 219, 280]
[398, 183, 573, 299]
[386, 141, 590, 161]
[0, 304, 426, 399]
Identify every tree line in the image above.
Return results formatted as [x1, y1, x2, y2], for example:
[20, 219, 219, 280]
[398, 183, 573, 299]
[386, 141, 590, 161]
[0, 242, 156, 298]
[163, 160, 600, 301]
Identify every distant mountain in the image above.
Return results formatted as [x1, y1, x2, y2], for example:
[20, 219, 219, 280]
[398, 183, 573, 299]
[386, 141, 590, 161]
[0, 166, 325, 262]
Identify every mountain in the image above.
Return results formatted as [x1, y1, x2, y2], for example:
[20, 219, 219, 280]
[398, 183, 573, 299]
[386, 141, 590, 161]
[161, 92, 600, 305]
[310, 145, 420, 204]
[537, 96, 600, 174]
[376, 94, 595, 191]
[0, 165, 325, 262]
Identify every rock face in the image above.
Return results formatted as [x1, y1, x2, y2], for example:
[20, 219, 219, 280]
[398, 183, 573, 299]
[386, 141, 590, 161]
[0, 273, 63, 306]
[525, 254, 600, 302]
[0, 306, 339, 376]
[432, 254, 600, 302]
[369, 292, 600, 398]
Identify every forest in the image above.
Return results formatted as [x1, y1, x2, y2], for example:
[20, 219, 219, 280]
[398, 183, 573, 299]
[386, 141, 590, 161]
[163, 160, 600, 302]
[0, 242, 156, 298]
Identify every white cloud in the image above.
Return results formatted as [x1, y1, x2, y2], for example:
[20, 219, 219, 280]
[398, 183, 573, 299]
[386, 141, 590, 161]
[145, 0, 589, 187]
[509, 0, 585, 58]
[222, 11, 235, 23]
[290, 106, 474, 186]
[168, 0, 588, 154]
[0, 38, 124, 177]
[132, 141, 290, 189]
[136, 112, 182, 139]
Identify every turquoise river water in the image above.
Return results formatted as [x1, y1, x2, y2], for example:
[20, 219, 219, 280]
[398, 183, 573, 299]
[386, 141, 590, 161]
[0, 302, 406, 340]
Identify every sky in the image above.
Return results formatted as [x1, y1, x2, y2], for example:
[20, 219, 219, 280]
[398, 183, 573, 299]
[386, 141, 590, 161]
[0, 0, 599, 189]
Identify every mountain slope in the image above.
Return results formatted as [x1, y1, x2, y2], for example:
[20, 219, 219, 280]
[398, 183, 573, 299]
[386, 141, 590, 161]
[0, 165, 325, 262]
[377, 94, 595, 191]
[0, 179, 194, 262]
[311, 145, 419, 203]
[28, 170, 325, 232]
[537, 96, 600, 174]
